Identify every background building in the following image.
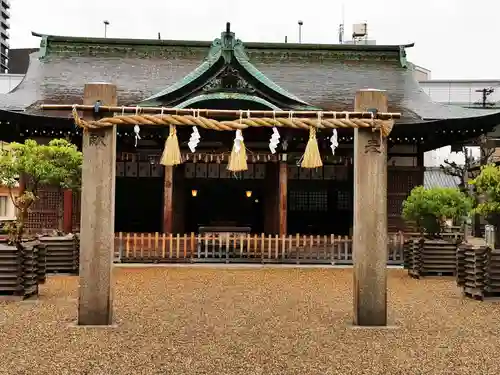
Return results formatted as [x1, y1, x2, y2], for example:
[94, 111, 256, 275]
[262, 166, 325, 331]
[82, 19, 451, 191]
[412, 65, 499, 167]
[0, 0, 9, 73]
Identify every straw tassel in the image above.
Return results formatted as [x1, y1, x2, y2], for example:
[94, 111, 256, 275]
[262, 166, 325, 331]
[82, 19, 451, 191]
[227, 129, 248, 172]
[160, 125, 181, 166]
[301, 126, 323, 168]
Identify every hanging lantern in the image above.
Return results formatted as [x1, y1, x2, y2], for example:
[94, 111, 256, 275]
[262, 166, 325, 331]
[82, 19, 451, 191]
[246, 190, 252, 198]
[191, 189, 198, 197]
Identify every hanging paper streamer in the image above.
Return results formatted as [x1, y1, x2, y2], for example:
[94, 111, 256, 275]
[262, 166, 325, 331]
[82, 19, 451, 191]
[330, 128, 339, 155]
[228, 129, 248, 172]
[188, 126, 200, 153]
[234, 129, 243, 152]
[134, 125, 141, 147]
[269, 127, 280, 154]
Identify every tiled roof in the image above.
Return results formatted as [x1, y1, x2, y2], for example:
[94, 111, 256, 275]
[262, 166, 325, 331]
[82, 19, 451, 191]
[0, 30, 499, 129]
[424, 168, 461, 189]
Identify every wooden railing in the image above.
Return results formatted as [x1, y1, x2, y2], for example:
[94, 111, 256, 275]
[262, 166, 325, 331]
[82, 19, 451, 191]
[113, 232, 406, 265]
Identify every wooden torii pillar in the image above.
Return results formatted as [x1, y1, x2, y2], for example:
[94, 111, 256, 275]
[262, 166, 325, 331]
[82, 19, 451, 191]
[352, 89, 388, 327]
[78, 83, 117, 326]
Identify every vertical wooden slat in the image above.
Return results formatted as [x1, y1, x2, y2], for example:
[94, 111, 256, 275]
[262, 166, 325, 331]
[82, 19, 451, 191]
[225, 235, 230, 263]
[330, 235, 335, 265]
[183, 234, 187, 259]
[281, 234, 286, 259]
[162, 233, 166, 259]
[148, 233, 151, 258]
[275, 235, 279, 259]
[261, 233, 265, 262]
[190, 232, 195, 261]
[140, 233, 144, 258]
[344, 235, 349, 261]
[240, 234, 244, 257]
[176, 234, 180, 258]
[295, 233, 300, 264]
[117, 232, 123, 260]
[267, 234, 272, 260]
[310, 235, 314, 259]
[302, 235, 306, 260]
[287, 235, 292, 260]
[169, 234, 173, 259]
[133, 233, 138, 259]
[125, 233, 130, 259]
[337, 235, 342, 261]
[322, 235, 326, 261]
[155, 232, 159, 258]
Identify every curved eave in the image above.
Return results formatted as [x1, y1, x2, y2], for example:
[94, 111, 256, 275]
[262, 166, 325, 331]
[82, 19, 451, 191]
[174, 93, 282, 110]
[0, 109, 72, 124]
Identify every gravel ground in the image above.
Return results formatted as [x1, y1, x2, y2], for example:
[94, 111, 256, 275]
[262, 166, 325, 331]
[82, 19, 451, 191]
[1, 267, 499, 375]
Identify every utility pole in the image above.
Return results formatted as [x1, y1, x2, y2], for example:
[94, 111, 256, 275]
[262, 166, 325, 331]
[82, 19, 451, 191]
[298, 20, 303, 43]
[103, 20, 110, 38]
[475, 87, 494, 108]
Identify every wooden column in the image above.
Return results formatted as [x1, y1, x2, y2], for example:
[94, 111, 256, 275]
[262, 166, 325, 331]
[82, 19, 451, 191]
[353, 89, 388, 327]
[163, 165, 173, 233]
[279, 155, 288, 236]
[63, 189, 73, 233]
[78, 83, 117, 326]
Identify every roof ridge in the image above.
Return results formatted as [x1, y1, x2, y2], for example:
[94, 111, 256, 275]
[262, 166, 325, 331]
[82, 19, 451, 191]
[31, 31, 414, 52]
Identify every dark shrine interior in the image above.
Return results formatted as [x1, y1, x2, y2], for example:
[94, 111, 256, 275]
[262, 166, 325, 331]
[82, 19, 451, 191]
[114, 166, 354, 235]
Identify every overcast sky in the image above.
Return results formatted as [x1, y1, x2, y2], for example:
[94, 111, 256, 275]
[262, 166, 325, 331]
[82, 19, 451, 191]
[9, 0, 498, 80]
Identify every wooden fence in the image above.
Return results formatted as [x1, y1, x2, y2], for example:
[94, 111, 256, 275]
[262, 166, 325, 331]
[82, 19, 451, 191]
[114, 232, 405, 265]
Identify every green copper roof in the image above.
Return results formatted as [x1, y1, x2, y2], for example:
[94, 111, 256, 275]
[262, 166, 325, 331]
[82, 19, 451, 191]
[175, 92, 281, 110]
[138, 26, 318, 110]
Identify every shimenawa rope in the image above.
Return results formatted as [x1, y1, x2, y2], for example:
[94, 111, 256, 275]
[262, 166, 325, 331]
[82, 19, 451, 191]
[71, 107, 394, 171]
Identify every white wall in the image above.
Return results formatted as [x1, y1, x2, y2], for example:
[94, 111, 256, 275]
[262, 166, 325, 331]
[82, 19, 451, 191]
[424, 146, 480, 167]
[0, 73, 23, 94]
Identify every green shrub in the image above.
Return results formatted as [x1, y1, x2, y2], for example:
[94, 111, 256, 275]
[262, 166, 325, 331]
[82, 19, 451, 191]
[402, 186, 472, 235]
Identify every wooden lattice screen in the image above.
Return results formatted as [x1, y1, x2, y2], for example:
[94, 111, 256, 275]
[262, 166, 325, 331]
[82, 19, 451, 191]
[27, 187, 63, 232]
[387, 167, 423, 231]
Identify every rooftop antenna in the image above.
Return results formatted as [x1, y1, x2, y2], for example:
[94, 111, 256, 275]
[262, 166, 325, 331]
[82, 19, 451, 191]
[338, 4, 345, 44]
[158, 32, 161, 40]
[285, 35, 288, 43]
[298, 20, 303, 43]
[103, 20, 110, 38]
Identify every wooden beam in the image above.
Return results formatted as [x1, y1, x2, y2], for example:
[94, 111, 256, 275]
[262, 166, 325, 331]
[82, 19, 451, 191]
[353, 89, 388, 327]
[39, 104, 401, 120]
[63, 189, 73, 234]
[78, 83, 117, 326]
[163, 166, 173, 233]
[279, 157, 287, 236]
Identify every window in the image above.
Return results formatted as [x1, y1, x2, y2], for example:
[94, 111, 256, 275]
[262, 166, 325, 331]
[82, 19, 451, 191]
[0, 195, 8, 217]
[289, 190, 328, 212]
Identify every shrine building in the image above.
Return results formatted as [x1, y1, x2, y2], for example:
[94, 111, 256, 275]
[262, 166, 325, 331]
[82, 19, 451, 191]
[1, 24, 499, 236]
